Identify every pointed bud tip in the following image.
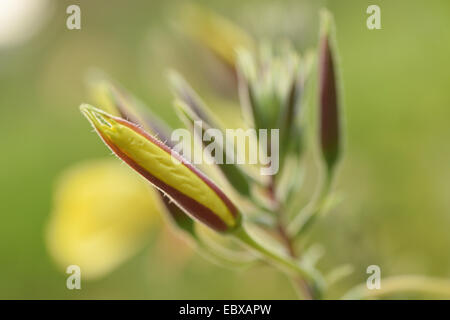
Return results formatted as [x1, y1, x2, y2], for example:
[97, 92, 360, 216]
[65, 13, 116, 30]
[80, 104, 116, 131]
[174, 99, 195, 122]
[167, 69, 185, 94]
[319, 9, 333, 37]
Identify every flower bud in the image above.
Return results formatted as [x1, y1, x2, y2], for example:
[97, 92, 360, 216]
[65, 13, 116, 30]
[318, 11, 341, 170]
[90, 78, 172, 145]
[80, 104, 240, 232]
[176, 3, 254, 68]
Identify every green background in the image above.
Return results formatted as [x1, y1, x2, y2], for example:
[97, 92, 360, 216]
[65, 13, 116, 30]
[1, 0, 449, 299]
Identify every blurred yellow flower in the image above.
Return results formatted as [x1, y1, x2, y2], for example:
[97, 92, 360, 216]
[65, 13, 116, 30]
[176, 3, 254, 68]
[46, 159, 162, 279]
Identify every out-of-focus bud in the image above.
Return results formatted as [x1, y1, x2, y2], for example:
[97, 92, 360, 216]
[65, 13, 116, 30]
[318, 11, 341, 171]
[174, 98, 252, 197]
[89, 76, 172, 145]
[169, 71, 253, 196]
[46, 159, 161, 279]
[176, 3, 254, 68]
[80, 104, 240, 232]
[168, 70, 218, 128]
[236, 44, 302, 174]
[236, 49, 261, 131]
[237, 44, 301, 131]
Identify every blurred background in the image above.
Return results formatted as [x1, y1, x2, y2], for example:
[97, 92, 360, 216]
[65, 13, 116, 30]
[1, 0, 450, 299]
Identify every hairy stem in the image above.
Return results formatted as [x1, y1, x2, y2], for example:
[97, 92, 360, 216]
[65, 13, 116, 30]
[288, 165, 334, 237]
[267, 174, 316, 299]
[276, 224, 314, 299]
[232, 225, 323, 299]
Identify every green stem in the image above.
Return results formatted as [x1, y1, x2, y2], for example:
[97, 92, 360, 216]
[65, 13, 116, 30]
[232, 225, 324, 298]
[288, 165, 333, 237]
[196, 237, 257, 269]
